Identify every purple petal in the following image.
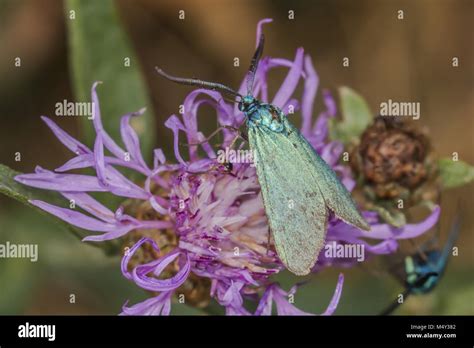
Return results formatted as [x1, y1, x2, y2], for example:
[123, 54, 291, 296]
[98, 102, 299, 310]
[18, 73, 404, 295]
[105, 169, 148, 198]
[253, 58, 270, 102]
[272, 285, 312, 316]
[282, 98, 300, 115]
[30, 198, 170, 242]
[15, 171, 108, 192]
[268, 57, 307, 74]
[226, 305, 251, 316]
[323, 89, 337, 117]
[161, 294, 172, 315]
[256, 19, 273, 47]
[96, 164, 150, 200]
[94, 133, 107, 187]
[272, 48, 304, 108]
[181, 90, 234, 160]
[83, 218, 172, 242]
[196, 131, 217, 159]
[133, 251, 190, 292]
[322, 273, 344, 315]
[301, 55, 319, 135]
[254, 285, 274, 316]
[220, 281, 244, 308]
[55, 153, 149, 176]
[311, 114, 329, 148]
[333, 165, 356, 191]
[214, 281, 251, 315]
[182, 91, 213, 157]
[320, 240, 388, 264]
[153, 149, 166, 168]
[40, 116, 91, 155]
[120, 109, 150, 172]
[26, 200, 173, 242]
[363, 239, 399, 254]
[185, 158, 216, 174]
[121, 237, 159, 279]
[360, 205, 441, 240]
[121, 238, 191, 292]
[29, 199, 130, 232]
[311, 90, 337, 147]
[91, 82, 125, 159]
[321, 141, 344, 167]
[55, 154, 93, 172]
[120, 291, 173, 316]
[164, 115, 187, 165]
[60, 192, 115, 223]
[144, 176, 168, 215]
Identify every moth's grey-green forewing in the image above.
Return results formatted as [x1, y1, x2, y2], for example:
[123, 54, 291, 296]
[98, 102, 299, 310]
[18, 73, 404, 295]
[249, 117, 369, 275]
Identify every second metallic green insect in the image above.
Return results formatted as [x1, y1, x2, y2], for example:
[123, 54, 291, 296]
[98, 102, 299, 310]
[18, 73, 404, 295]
[156, 33, 370, 275]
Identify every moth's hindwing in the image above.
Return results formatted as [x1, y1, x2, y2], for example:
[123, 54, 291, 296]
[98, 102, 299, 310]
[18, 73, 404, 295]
[286, 122, 370, 231]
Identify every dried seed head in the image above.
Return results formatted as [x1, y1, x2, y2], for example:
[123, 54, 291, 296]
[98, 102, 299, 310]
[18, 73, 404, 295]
[352, 116, 432, 199]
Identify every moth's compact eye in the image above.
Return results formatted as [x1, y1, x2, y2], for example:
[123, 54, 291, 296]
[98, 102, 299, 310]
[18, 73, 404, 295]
[238, 102, 245, 111]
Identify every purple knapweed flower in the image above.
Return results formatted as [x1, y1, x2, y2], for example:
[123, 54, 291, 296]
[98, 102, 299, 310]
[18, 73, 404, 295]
[15, 18, 439, 315]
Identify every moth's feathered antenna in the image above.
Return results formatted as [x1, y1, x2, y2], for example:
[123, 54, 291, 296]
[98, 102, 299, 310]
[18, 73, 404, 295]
[246, 34, 265, 95]
[155, 67, 242, 100]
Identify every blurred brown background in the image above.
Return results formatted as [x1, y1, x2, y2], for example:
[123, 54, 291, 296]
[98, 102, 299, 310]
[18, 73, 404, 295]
[0, 0, 472, 314]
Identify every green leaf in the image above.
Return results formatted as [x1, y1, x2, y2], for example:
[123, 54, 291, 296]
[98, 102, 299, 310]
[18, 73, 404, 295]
[438, 158, 474, 189]
[330, 86, 373, 144]
[0, 164, 67, 209]
[65, 0, 155, 157]
[367, 203, 407, 228]
[0, 164, 85, 240]
[0, 164, 119, 254]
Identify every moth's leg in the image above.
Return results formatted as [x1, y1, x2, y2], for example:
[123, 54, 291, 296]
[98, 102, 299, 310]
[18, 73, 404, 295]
[184, 129, 240, 176]
[240, 130, 248, 142]
[212, 125, 248, 152]
[227, 131, 248, 150]
[180, 125, 241, 147]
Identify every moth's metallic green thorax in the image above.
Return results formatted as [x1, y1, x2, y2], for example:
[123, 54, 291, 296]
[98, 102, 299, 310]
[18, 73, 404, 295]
[239, 95, 286, 133]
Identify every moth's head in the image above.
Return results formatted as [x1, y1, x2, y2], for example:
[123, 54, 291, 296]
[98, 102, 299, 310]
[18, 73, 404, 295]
[238, 95, 257, 112]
